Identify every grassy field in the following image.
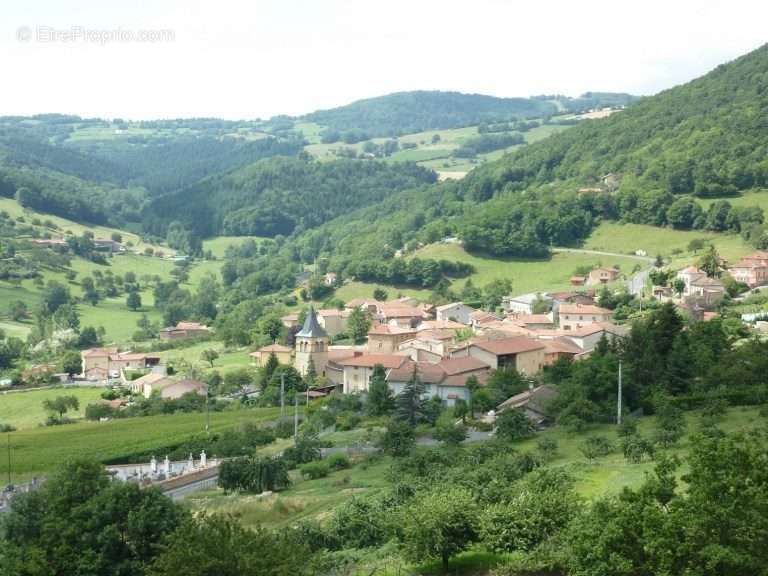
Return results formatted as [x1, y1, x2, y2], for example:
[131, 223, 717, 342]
[202, 236, 267, 259]
[155, 341, 252, 375]
[0, 386, 105, 430]
[584, 222, 752, 266]
[698, 188, 768, 211]
[334, 281, 432, 303]
[1, 406, 282, 481]
[0, 197, 167, 254]
[411, 243, 643, 294]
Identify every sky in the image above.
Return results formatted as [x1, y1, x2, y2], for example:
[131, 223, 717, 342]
[2, 0, 767, 120]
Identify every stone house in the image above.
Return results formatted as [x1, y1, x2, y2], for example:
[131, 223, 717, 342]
[386, 357, 490, 407]
[450, 336, 546, 375]
[250, 343, 293, 368]
[557, 303, 613, 330]
[367, 324, 417, 354]
[159, 322, 210, 341]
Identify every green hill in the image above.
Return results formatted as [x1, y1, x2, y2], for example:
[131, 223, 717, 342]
[302, 90, 637, 141]
[467, 44, 768, 198]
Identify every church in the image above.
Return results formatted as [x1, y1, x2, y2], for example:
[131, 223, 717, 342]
[294, 306, 329, 377]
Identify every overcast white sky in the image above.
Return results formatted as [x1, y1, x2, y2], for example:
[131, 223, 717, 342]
[1, 0, 766, 120]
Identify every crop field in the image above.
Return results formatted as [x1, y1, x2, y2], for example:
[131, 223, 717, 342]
[155, 341, 252, 375]
[202, 236, 267, 259]
[412, 243, 643, 294]
[0, 386, 105, 430]
[1, 406, 282, 481]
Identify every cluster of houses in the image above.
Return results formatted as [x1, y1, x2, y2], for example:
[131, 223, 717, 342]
[247, 291, 626, 410]
[79, 347, 207, 401]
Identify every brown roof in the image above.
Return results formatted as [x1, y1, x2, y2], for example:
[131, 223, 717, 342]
[81, 347, 119, 358]
[345, 298, 375, 309]
[558, 303, 612, 315]
[318, 308, 349, 318]
[418, 320, 467, 331]
[514, 314, 553, 325]
[176, 322, 208, 330]
[542, 338, 582, 355]
[471, 336, 545, 356]
[387, 359, 489, 386]
[337, 354, 407, 369]
[368, 324, 417, 336]
[498, 385, 559, 414]
[377, 302, 425, 318]
[415, 329, 455, 342]
[251, 343, 292, 356]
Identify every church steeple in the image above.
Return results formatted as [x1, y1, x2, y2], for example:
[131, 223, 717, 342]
[294, 305, 329, 377]
[296, 305, 327, 339]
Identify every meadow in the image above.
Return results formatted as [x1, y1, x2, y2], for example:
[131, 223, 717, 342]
[411, 243, 644, 294]
[584, 221, 753, 265]
[0, 386, 105, 430]
[1, 406, 282, 482]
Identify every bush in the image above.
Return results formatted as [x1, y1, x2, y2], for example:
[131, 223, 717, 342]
[621, 433, 655, 463]
[579, 436, 614, 461]
[326, 453, 350, 471]
[300, 460, 330, 480]
[495, 410, 534, 441]
[535, 437, 558, 462]
[85, 403, 116, 421]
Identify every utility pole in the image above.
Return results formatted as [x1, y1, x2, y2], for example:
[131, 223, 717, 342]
[280, 373, 285, 419]
[617, 359, 623, 425]
[6, 434, 11, 487]
[293, 394, 299, 440]
[204, 388, 210, 434]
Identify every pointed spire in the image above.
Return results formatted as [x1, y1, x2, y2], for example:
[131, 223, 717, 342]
[296, 305, 327, 338]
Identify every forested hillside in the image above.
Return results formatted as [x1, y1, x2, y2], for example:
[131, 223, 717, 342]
[143, 157, 437, 239]
[467, 44, 768, 198]
[304, 91, 637, 143]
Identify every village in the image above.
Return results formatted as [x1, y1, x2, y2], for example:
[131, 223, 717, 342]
[75, 249, 768, 420]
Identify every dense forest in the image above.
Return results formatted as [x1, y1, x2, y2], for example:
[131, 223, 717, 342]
[143, 157, 437, 239]
[467, 45, 768, 198]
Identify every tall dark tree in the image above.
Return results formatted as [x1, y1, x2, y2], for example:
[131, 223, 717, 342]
[395, 366, 426, 426]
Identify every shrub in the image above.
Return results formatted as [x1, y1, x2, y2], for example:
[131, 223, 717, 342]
[300, 460, 330, 480]
[621, 433, 655, 463]
[536, 437, 558, 462]
[579, 436, 614, 461]
[326, 453, 350, 471]
[495, 410, 534, 441]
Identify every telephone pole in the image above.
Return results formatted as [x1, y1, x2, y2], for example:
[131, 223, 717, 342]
[293, 394, 299, 439]
[617, 359, 623, 425]
[280, 373, 285, 419]
[6, 434, 11, 487]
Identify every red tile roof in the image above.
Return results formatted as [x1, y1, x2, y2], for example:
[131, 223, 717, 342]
[471, 336, 545, 356]
[337, 354, 407, 369]
[558, 303, 612, 315]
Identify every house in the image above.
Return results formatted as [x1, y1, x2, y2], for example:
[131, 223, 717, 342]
[132, 372, 174, 396]
[417, 319, 467, 332]
[397, 329, 456, 362]
[509, 314, 554, 330]
[281, 313, 300, 328]
[156, 379, 207, 400]
[333, 354, 408, 394]
[367, 324, 417, 354]
[450, 336, 546, 375]
[317, 308, 350, 337]
[323, 272, 338, 287]
[676, 267, 707, 296]
[375, 301, 427, 328]
[386, 357, 490, 407]
[435, 302, 477, 325]
[536, 322, 628, 352]
[93, 239, 125, 253]
[502, 293, 552, 315]
[570, 276, 586, 286]
[250, 344, 292, 368]
[587, 267, 620, 286]
[159, 322, 210, 341]
[728, 251, 768, 288]
[497, 385, 559, 427]
[557, 303, 613, 330]
[542, 338, 583, 365]
[469, 310, 500, 328]
[688, 276, 725, 302]
[81, 348, 161, 381]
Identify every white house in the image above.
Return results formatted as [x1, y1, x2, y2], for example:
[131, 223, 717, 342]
[435, 302, 477, 325]
[502, 293, 551, 315]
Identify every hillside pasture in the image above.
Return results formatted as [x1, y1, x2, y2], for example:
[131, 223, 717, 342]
[584, 222, 752, 266]
[0, 386, 105, 430]
[411, 243, 643, 294]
